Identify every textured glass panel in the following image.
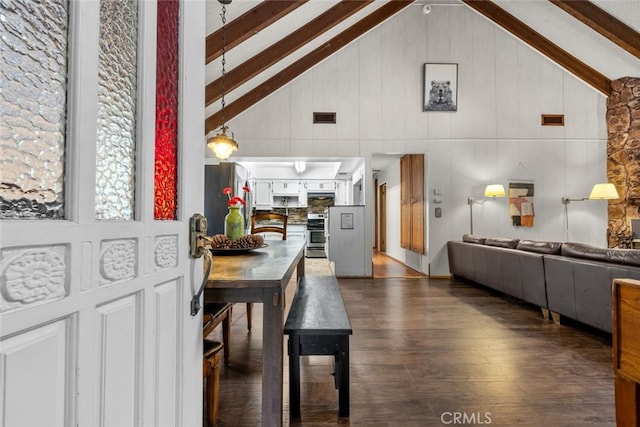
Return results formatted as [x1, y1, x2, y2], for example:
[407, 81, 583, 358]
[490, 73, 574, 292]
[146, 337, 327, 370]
[154, 0, 179, 220]
[0, 0, 68, 219]
[95, 0, 138, 220]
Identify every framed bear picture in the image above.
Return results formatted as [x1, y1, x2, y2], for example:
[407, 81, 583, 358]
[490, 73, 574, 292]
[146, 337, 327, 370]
[423, 63, 458, 112]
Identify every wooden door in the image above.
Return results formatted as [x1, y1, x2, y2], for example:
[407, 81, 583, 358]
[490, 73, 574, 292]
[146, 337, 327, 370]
[374, 178, 378, 250]
[400, 156, 411, 249]
[400, 154, 425, 254]
[0, 2, 205, 426]
[380, 184, 387, 252]
[410, 155, 425, 254]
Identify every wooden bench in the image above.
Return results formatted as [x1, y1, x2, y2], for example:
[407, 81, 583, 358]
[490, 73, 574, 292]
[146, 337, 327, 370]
[284, 276, 353, 418]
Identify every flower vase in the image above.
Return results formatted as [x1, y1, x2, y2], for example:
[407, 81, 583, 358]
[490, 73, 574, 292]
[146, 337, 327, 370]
[225, 206, 244, 241]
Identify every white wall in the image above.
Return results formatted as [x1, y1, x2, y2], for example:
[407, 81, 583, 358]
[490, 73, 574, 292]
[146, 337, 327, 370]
[226, 5, 609, 276]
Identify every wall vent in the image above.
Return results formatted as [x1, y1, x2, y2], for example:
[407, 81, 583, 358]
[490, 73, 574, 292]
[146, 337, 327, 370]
[313, 112, 336, 124]
[541, 114, 564, 126]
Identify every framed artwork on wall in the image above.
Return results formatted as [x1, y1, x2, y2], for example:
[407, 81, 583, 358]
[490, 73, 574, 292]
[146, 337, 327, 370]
[340, 213, 354, 229]
[423, 63, 458, 112]
[509, 182, 535, 227]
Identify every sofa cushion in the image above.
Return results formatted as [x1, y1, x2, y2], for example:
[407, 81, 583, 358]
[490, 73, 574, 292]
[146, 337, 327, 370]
[561, 242, 610, 263]
[607, 248, 640, 267]
[462, 234, 486, 244]
[516, 240, 562, 255]
[484, 237, 519, 249]
[562, 242, 640, 267]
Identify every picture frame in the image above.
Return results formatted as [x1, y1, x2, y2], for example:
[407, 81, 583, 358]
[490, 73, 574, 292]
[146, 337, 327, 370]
[423, 63, 458, 112]
[340, 213, 354, 230]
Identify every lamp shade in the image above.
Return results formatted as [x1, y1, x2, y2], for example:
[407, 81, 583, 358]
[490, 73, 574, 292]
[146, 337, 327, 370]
[484, 184, 506, 198]
[588, 183, 619, 200]
[207, 129, 238, 160]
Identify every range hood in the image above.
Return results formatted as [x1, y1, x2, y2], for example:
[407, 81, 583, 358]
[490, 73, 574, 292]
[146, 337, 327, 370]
[307, 192, 335, 199]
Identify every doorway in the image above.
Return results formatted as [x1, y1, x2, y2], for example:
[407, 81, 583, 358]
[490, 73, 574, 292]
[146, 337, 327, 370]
[379, 183, 387, 252]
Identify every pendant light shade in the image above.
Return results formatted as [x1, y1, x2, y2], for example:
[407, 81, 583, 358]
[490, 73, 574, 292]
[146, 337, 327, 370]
[207, 127, 238, 160]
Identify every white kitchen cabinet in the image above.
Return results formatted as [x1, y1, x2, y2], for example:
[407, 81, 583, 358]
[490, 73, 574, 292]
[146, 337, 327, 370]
[272, 180, 301, 195]
[287, 224, 306, 241]
[258, 232, 287, 241]
[272, 180, 306, 207]
[297, 185, 307, 207]
[306, 181, 335, 191]
[253, 180, 272, 209]
[335, 180, 350, 205]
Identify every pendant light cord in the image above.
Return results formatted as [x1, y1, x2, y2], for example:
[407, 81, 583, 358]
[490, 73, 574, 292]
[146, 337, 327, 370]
[220, 4, 227, 129]
[207, 0, 237, 160]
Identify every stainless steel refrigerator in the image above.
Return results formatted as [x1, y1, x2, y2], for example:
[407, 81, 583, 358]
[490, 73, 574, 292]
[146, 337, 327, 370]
[326, 205, 365, 276]
[204, 162, 251, 236]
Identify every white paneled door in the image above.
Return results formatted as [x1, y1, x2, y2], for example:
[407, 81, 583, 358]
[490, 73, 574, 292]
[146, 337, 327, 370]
[0, 1, 205, 426]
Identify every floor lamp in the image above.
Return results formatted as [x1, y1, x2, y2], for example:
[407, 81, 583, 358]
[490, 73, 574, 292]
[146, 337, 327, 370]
[562, 182, 619, 241]
[468, 184, 506, 235]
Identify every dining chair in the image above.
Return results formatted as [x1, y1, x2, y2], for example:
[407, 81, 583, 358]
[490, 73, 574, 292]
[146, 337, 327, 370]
[203, 303, 232, 365]
[247, 212, 288, 330]
[203, 310, 226, 427]
[250, 212, 288, 240]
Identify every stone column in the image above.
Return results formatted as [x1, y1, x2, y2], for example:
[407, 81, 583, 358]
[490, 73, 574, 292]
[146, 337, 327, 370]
[607, 77, 640, 248]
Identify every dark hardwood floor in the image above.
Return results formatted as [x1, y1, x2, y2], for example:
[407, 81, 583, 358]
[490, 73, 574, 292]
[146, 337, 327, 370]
[208, 260, 614, 426]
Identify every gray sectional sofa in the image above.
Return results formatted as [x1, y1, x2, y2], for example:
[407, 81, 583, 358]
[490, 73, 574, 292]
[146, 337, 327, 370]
[447, 235, 640, 333]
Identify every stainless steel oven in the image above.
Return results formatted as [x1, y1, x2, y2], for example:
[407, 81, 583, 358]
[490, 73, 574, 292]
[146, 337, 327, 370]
[306, 213, 326, 257]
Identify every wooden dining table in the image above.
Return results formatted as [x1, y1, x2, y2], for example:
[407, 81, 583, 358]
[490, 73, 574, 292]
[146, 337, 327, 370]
[204, 239, 305, 426]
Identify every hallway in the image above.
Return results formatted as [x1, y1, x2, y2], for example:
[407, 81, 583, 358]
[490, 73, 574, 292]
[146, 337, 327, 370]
[372, 250, 425, 279]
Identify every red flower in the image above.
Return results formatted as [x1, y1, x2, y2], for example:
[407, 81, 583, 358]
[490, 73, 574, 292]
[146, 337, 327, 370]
[224, 186, 250, 207]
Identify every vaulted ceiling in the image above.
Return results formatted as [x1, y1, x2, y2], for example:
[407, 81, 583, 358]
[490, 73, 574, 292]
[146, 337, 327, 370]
[204, 0, 640, 134]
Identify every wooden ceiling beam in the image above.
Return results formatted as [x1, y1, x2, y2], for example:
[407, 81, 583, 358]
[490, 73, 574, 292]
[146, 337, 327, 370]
[205, 0, 307, 64]
[206, 0, 374, 108]
[461, 0, 612, 96]
[549, 0, 640, 60]
[205, 0, 413, 133]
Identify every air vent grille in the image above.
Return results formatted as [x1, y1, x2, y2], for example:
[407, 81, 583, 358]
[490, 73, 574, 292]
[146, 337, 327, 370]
[313, 112, 336, 124]
[541, 114, 564, 126]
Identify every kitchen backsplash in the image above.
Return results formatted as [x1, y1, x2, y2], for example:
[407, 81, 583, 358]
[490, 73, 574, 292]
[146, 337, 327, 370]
[254, 196, 335, 224]
[307, 197, 334, 214]
[272, 208, 307, 224]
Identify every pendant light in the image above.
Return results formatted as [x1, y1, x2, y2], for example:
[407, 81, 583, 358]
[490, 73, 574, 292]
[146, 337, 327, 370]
[207, 0, 238, 160]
